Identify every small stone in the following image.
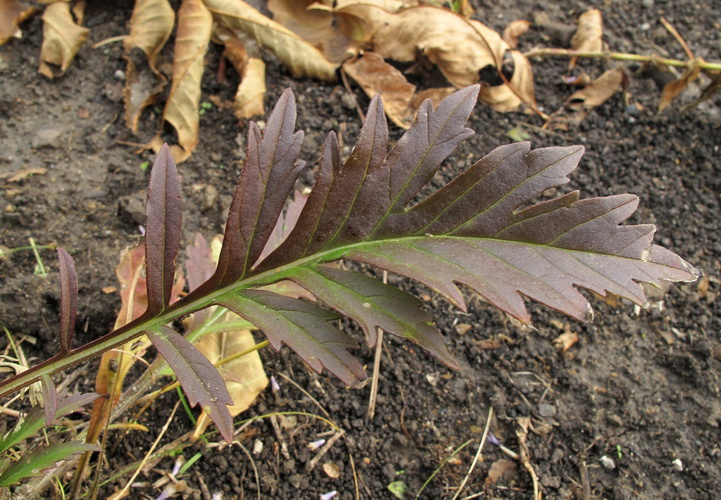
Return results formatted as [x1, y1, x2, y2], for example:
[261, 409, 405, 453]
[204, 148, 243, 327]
[642, 0, 654, 8]
[538, 403, 557, 417]
[201, 185, 218, 212]
[114, 69, 126, 81]
[672, 458, 683, 471]
[607, 414, 624, 427]
[341, 93, 358, 110]
[32, 125, 67, 149]
[210, 152, 222, 162]
[600, 455, 616, 470]
[541, 475, 561, 488]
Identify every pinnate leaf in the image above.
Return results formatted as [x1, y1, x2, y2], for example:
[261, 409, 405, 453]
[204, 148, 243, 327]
[146, 326, 234, 442]
[228, 87, 697, 384]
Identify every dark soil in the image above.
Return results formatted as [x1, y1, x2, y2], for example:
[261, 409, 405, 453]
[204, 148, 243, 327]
[1, 1, 720, 499]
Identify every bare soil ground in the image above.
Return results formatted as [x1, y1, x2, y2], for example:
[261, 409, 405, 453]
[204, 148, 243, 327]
[1, 1, 720, 498]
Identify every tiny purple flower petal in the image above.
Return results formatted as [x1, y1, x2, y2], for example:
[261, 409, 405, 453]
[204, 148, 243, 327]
[487, 432, 500, 446]
[139, 225, 146, 236]
[212, 493, 223, 500]
[171, 457, 182, 477]
[308, 439, 326, 451]
[320, 491, 337, 500]
[271, 376, 280, 393]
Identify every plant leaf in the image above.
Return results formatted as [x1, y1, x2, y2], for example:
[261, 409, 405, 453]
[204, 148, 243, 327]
[0, 0, 35, 46]
[56, 248, 77, 353]
[212, 88, 305, 285]
[40, 375, 56, 427]
[570, 9, 603, 69]
[192, 322, 268, 438]
[147, 0, 212, 162]
[228, 88, 696, 383]
[203, 0, 338, 81]
[38, 2, 89, 78]
[0, 441, 99, 487]
[218, 290, 366, 387]
[145, 143, 183, 314]
[0, 392, 99, 454]
[123, 0, 175, 131]
[146, 326, 234, 442]
[290, 265, 458, 368]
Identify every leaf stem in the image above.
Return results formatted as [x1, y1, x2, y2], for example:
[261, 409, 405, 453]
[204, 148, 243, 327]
[523, 48, 721, 72]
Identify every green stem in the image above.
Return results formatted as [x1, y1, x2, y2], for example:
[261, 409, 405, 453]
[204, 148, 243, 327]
[523, 48, 721, 72]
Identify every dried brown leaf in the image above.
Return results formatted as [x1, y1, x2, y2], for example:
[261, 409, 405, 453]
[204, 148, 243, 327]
[148, 0, 212, 162]
[204, 0, 338, 81]
[559, 67, 626, 124]
[339, 5, 505, 88]
[570, 9, 602, 69]
[38, 2, 89, 78]
[659, 66, 700, 112]
[479, 50, 537, 112]
[0, 0, 35, 45]
[123, 0, 174, 131]
[234, 57, 266, 118]
[342, 52, 416, 128]
[553, 331, 579, 353]
[485, 459, 517, 489]
[268, 0, 357, 63]
[502, 20, 531, 49]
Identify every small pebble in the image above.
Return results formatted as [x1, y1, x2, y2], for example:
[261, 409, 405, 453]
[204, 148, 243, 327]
[114, 69, 126, 81]
[672, 458, 683, 471]
[600, 455, 616, 470]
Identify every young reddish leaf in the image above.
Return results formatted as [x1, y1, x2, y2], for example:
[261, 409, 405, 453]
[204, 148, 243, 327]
[146, 326, 234, 442]
[290, 266, 459, 369]
[56, 248, 77, 353]
[218, 290, 366, 387]
[40, 374, 56, 427]
[145, 143, 183, 314]
[213, 88, 305, 285]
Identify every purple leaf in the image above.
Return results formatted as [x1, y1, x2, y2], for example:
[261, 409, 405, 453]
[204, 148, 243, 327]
[146, 326, 234, 442]
[219, 290, 366, 387]
[290, 266, 458, 369]
[56, 248, 77, 353]
[213, 88, 305, 285]
[40, 374, 56, 427]
[145, 143, 183, 314]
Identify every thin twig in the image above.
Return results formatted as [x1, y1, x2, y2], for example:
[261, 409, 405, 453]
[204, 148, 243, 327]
[368, 271, 388, 420]
[660, 18, 694, 60]
[306, 429, 345, 471]
[269, 414, 290, 460]
[452, 407, 493, 500]
[109, 400, 180, 500]
[523, 48, 721, 72]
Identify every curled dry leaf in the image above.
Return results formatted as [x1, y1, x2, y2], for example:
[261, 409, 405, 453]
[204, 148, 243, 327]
[123, 0, 175, 131]
[204, 0, 338, 81]
[479, 50, 537, 112]
[148, 0, 212, 162]
[659, 66, 701, 112]
[342, 52, 416, 128]
[556, 67, 626, 125]
[38, 2, 89, 78]
[503, 19, 531, 49]
[337, 4, 536, 112]
[339, 4, 505, 88]
[0, 0, 35, 45]
[216, 28, 266, 119]
[570, 9, 603, 69]
[268, 0, 358, 63]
